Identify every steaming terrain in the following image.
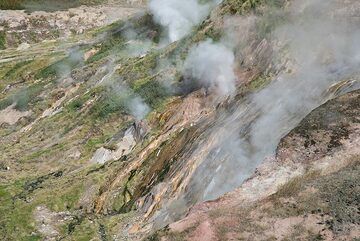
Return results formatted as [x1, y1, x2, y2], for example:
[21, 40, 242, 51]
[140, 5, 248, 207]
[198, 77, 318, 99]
[0, 0, 359, 240]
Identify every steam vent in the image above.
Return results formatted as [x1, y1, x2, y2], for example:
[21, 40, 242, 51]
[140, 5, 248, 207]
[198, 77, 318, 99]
[0, 0, 359, 240]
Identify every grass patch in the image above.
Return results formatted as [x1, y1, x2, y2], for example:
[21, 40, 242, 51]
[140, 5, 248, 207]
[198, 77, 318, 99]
[0, 83, 44, 111]
[0, 0, 104, 11]
[35, 50, 84, 80]
[255, 6, 287, 39]
[248, 75, 271, 90]
[117, 52, 159, 83]
[66, 218, 97, 241]
[221, 0, 284, 15]
[67, 98, 86, 112]
[275, 171, 320, 198]
[86, 36, 126, 64]
[90, 89, 130, 119]
[268, 160, 360, 229]
[132, 79, 169, 109]
[0, 31, 6, 50]
[0, 184, 39, 241]
[46, 182, 83, 211]
[4, 60, 32, 80]
[0, 0, 22, 9]
[84, 136, 107, 153]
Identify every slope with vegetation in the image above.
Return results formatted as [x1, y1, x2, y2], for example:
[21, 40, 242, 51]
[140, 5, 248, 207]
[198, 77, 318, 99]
[0, 0, 359, 240]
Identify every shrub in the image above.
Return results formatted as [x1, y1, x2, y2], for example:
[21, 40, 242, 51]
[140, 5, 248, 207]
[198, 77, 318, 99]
[132, 80, 169, 109]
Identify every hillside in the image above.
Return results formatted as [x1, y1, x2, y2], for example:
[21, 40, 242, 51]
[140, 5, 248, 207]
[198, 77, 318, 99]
[0, 0, 359, 240]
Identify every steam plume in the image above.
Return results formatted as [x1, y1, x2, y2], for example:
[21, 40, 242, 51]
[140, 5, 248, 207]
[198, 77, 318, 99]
[183, 39, 236, 96]
[154, 0, 360, 226]
[148, 0, 221, 42]
[200, 0, 360, 200]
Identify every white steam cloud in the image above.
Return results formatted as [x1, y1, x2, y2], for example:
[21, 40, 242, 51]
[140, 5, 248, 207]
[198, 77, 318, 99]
[101, 80, 150, 121]
[199, 0, 360, 200]
[183, 39, 236, 96]
[197, 0, 360, 200]
[154, 0, 360, 226]
[128, 96, 151, 120]
[56, 47, 84, 80]
[149, 0, 221, 42]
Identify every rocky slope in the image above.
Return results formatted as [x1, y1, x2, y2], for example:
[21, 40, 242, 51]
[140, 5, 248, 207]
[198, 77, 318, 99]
[152, 89, 360, 241]
[0, 0, 145, 48]
[0, 0, 359, 240]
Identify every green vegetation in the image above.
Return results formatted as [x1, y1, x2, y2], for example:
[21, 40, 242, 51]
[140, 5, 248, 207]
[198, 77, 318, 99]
[275, 171, 320, 198]
[84, 135, 109, 153]
[222, 0, 284, 15]
[0, 31, 6, 50]
[269, 160, 360, 229]
[90, 87, 132, 119]
[221, 0, 264, 15]
[0, 0, 339, 240]
[66, 218, 98, 241]
[86, 36, 126, 64]
[67, 98, 85, 112]
[0, 96, 13, 111]
[117, 52, 159, 83]
[36, 52, 83, 80]
[256, 6, 287, 39]
[4, 60, 32, 80]
[248, 75, 272, 90]
[46, 182, 83, 211]
[132, 79, 169, 109]
[0, 0, 22, 10]
[88, 14, 161, 64]
[0, 0, 104, 11]
[0, 183, 39, 241]
[0, 83, 44, 111]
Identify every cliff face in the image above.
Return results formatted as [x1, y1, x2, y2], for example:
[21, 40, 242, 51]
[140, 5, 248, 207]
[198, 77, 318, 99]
[0, 0, 359, 240]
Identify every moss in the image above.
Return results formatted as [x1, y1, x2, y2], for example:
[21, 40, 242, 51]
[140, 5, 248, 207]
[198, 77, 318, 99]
[112, 169, 137, 213]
